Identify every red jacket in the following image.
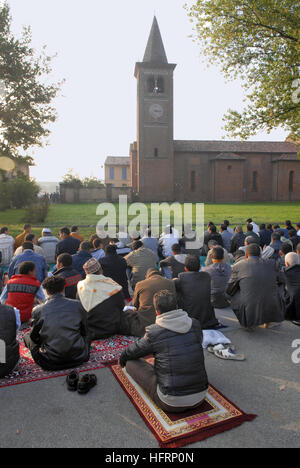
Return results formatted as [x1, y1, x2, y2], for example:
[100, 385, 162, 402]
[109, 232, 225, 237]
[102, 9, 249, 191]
[6, 275, 41, 323]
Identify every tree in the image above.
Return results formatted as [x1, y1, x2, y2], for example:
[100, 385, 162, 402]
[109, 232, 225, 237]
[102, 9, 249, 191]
[186, 0, 300, 138]
[0, 2, 63, 162]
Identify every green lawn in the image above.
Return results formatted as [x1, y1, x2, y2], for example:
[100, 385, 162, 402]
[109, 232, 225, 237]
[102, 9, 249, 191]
[0, 202, 299, 239]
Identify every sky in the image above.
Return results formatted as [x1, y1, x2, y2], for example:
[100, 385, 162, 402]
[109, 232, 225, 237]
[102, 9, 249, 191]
[8, 0, 288, 182]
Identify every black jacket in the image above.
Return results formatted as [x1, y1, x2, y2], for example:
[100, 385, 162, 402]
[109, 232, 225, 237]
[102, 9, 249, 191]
[100, 253, 130, 299]
[259, 229, 272, 248]
[53, 267, 82, 299]
[282, 264, 300, 321]
[174, 271, 219, 329]
[0, 305, 19, 378]
[79, 290, 127, 341]
[55, 236, 81, 259]
[30, 294, 89, 367]
[120, 319, 208, 396]
[230, 232, 246, 254]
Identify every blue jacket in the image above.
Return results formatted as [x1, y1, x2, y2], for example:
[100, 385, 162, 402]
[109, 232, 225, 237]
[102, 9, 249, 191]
[8, 250, 48, 284]
[72, 251, 92, 279]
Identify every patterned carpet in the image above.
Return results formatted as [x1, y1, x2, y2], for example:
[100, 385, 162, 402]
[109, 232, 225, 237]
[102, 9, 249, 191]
[0, 330, 135, 388]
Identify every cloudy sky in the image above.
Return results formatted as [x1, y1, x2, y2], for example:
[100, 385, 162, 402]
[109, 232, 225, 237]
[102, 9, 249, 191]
[9, 0, 287, 182]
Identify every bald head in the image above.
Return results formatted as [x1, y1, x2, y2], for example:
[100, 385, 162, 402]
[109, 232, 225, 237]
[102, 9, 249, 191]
[285, 252, 300, 268]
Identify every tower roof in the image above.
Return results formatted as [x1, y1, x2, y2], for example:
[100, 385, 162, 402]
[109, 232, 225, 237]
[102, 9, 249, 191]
[143, 17, 168, 64]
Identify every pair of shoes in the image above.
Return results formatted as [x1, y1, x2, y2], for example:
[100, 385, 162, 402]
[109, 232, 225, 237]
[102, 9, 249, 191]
[66, 371, 97, 394]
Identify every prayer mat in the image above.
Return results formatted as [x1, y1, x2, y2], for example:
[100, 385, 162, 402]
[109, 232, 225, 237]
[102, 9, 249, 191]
[0, 330, 135, 388]
[111, 362, 256, 448]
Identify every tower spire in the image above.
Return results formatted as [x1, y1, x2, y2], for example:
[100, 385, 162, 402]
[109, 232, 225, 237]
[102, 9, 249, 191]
[143, 16, 168, 64]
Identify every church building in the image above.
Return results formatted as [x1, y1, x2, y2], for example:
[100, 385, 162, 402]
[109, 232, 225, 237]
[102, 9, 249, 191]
[105, 17, 300, 202]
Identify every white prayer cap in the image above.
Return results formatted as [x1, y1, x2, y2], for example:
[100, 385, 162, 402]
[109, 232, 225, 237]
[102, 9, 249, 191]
[42, 228, 51, 234]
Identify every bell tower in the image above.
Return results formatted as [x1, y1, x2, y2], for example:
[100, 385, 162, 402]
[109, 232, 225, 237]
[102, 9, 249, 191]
[134, 17, 176, 202]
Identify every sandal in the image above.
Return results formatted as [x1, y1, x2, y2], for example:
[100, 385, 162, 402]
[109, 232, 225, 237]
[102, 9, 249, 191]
[214, 348, 245, 361]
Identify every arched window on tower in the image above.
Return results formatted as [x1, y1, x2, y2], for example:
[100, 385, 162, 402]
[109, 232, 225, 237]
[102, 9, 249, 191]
[252, 171, 258, 192]
[147, 76, 164, 94]
[289, 171, 294, 193]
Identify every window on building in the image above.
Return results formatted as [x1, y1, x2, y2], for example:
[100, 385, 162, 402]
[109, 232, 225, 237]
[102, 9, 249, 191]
[109, 167, 114, 180]
[154, 148, 159, 157]
[289, 171, 294, 193]
[191, 171, 196, 192]
[252, 171, 258, 192]
[147, 76, 164, 94]
[122, 167, 127, 180]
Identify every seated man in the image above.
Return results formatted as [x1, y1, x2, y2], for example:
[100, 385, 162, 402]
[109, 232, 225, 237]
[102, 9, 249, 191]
[77, 258, 128, 341]
[141, 228, 159, 261]
[220, 224, 233, 252]
[72, 241, 93, 279]
[239, 236, 262, 255]
[8, 242, 48, 284]
[174, 256, 219, 330]
[230, 226, 246, 254]
[100, 245, 130, 300]
[204, 246, 232, 309]
[0, 226, 14, 267]
[124, 268, 176, 337]
[125, 241, 157, 290]
[282, 252, 300, 326]
[1, 261, 45, 323]
[159, 243, 187, 279]
[244, 224, 260, 244]
[91, 238, 105, 262]
[226, 244, 285, 329]
[15, 234, 45, 257]
[119, 290, 208, 413]
[24, 276, 89, 371]
[14, 224, 31, 251]
[55, 227, 81, 258]
[204, 224, 224, 248]
[70, 226, 84, 243]
[38, 228, 59, 264]
[205, 240, 232, 266]
[0, 304, 20, 379]
[53, 253, 82, 299]
[158, 226, 179, 258]
[262, 232, 283, 261]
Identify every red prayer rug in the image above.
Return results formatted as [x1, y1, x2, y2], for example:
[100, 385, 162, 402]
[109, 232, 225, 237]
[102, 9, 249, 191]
[111, 362, 257, 448]
[0, 330, 135, 388]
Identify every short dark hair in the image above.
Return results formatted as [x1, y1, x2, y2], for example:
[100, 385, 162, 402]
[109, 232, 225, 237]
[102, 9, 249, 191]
[285, 220, 292, 227]
[71, 226, 78, 233]
[260, 224, 266, 230]
[246, 224, 253, 232]
[60, 227, 70, 236]
[245, 236, 257, 245]
[132, 240, 143, 251]
[105, 244, 117, 255]
[211, 246, 224, 260]
[0, 226, 8, 234]
[267, 224, 273, 231]
[246, 218, 252, 223]
[18, 261, 36, 275]
[153, 290, 178, 315]
[246, 244, 261, 257]
[296, 223, 300, 229]
[288, 229, 297, 238]
[185, 255, 200, 272]
[23, 224, 31, 230]
[272, 232, 281, 241]
[93, 238, 103, 249]
[224, 220, 230, 226]
[80, 241, 92, 251]
[25, 233, 35, 242]
[220, 224, 227, 231]
[42, 275, 66, 295]
[280, 243, 293, 255]
[171, 243, 181, 254]
[234, 250, 245, 260]
[22, 241, 34, 251]
[209, 225, 217, 233]
[57, 253, 72, 267]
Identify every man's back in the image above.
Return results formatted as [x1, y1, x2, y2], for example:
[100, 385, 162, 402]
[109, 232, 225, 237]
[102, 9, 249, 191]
[0, 234, 14, 266]
[53, 267, 82, 299]
[8, 250, 47, 284]
[56, 236, 80, 258]
[126, 247, 157, 286]
[100, 253, 130, 298]
[174, 271, 218, 329]
[221, 230, 233, 251]
[38, 236, 59, 264]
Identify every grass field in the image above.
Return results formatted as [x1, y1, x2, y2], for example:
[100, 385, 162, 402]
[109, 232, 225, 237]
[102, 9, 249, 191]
[0, 202, 299, 239]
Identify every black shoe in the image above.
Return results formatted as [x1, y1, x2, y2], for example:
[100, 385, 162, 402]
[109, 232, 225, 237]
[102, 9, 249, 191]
[66, 371, 79, 392]
[292, 320, 300, 327]
[78, 374, 97, 395]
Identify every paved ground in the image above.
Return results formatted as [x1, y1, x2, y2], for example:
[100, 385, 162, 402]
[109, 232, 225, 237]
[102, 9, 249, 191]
[0, 309, 300, 448]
